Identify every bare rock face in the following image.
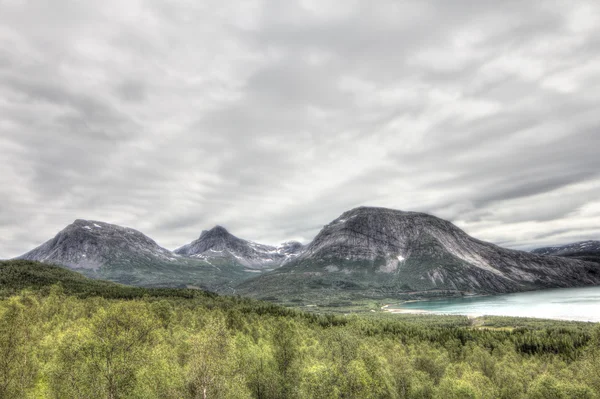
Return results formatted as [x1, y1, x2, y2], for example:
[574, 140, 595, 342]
[532, 240, 600, 264]
[19, 219, 176, 270]
[237, 207, 600, 299]
[17, 209, 600, 300]
[17, 220, 263, 290]
[174, 226, 304, 269]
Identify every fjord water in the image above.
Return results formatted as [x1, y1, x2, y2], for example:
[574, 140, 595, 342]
[393, 285, 600, 322]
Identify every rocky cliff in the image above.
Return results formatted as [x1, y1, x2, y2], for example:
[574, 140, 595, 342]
[175, 225, 304, 269]
[237, 207, 600, 301]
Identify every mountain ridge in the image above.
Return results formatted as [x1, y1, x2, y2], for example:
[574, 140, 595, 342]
[17, 219, 271, 291]
[174, 225, 304, 269]
[532, 240, 600, 264]
[20, 219, 178, 269]
[237, 207, 600, 301]
[15, 207, 600, 300]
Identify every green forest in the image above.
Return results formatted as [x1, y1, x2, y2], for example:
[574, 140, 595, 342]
[1, 260, 600, 399]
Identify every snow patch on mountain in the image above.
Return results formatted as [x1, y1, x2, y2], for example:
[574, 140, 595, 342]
[532, 240, 600, 256]
[174, 226, 304, 269]
[18, 219, 176, 270]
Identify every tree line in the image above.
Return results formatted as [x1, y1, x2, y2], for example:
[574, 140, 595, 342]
[1, 260, 600, 398]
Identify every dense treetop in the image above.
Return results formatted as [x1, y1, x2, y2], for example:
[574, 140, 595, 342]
[1, 260, 599, 398]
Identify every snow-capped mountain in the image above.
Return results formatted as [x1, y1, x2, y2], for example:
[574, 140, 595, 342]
[174, 225, 304, 270]
[532, 240, 600, 263]
[237, 207, 600, 300]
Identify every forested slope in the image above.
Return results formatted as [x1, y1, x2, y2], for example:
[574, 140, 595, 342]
[1, 260, 600, 398]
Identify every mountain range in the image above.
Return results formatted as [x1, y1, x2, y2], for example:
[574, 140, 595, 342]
[174, 225, 303, 269]
[18, 220, 299, 292]
[15, 207, 600, 300]
[236, 207, 600, 301]
[531, 240, 600, 264]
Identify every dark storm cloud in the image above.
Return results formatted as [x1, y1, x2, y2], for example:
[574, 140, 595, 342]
[1, 0, 599, 257]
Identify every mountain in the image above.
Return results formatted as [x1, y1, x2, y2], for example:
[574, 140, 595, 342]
[17, 219, 257, 291]
[236, 207, 600, 302]
[532, 240, 600, 264]
[174, 225, 304, 269]
[20, 219, 176, 270]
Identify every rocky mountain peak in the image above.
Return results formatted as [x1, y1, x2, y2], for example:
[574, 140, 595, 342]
[238, 206, 600, 299]
[176, 225, 246, 256]
[302, 206, 461, 261]
[175, 227, 304, 269]
[61, 219, 163, 248]
[199, 225, 231, 239]
[18, 219, 174, 270]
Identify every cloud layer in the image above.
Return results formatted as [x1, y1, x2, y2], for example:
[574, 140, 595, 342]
[2, 0, 600, 257]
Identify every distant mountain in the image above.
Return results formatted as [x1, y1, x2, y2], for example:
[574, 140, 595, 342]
[20, 219, 176, 269]
[17, 211, 600, 302]
[237, 207, 600, 301]
[17, 219, 259, 292]
[174, 225, 304, 269]
[532, 240, 600, 264]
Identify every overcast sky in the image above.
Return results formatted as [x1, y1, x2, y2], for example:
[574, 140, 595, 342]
[1, 0, 600, 258]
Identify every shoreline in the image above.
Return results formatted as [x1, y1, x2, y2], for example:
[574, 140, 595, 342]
[378, 287, 600, 322]
[380, 292, 492, 315]
[383, 306, 432, 315]
[380, 303, 599, 323]
[380, 303, 485, 319]
[381, 301, 434, 315]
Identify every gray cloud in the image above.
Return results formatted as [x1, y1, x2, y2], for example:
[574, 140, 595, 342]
[114, 79, 148, 103]
[1, 0, 600, 258]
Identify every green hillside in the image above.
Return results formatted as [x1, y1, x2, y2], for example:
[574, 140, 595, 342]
[1, 260, 599, 399]
[0, 260, 214, 299]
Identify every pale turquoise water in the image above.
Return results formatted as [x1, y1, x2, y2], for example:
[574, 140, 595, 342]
[392, 286, 600, 322]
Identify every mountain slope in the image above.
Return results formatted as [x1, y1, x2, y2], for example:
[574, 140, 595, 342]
[236, 207, 600, 301]
[0, 259, 215, 299]
[175, 225, 304, 269]
[20, 219, 177, 270]
[17, 220, 255, 291]
[532, 240, 600, 264]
